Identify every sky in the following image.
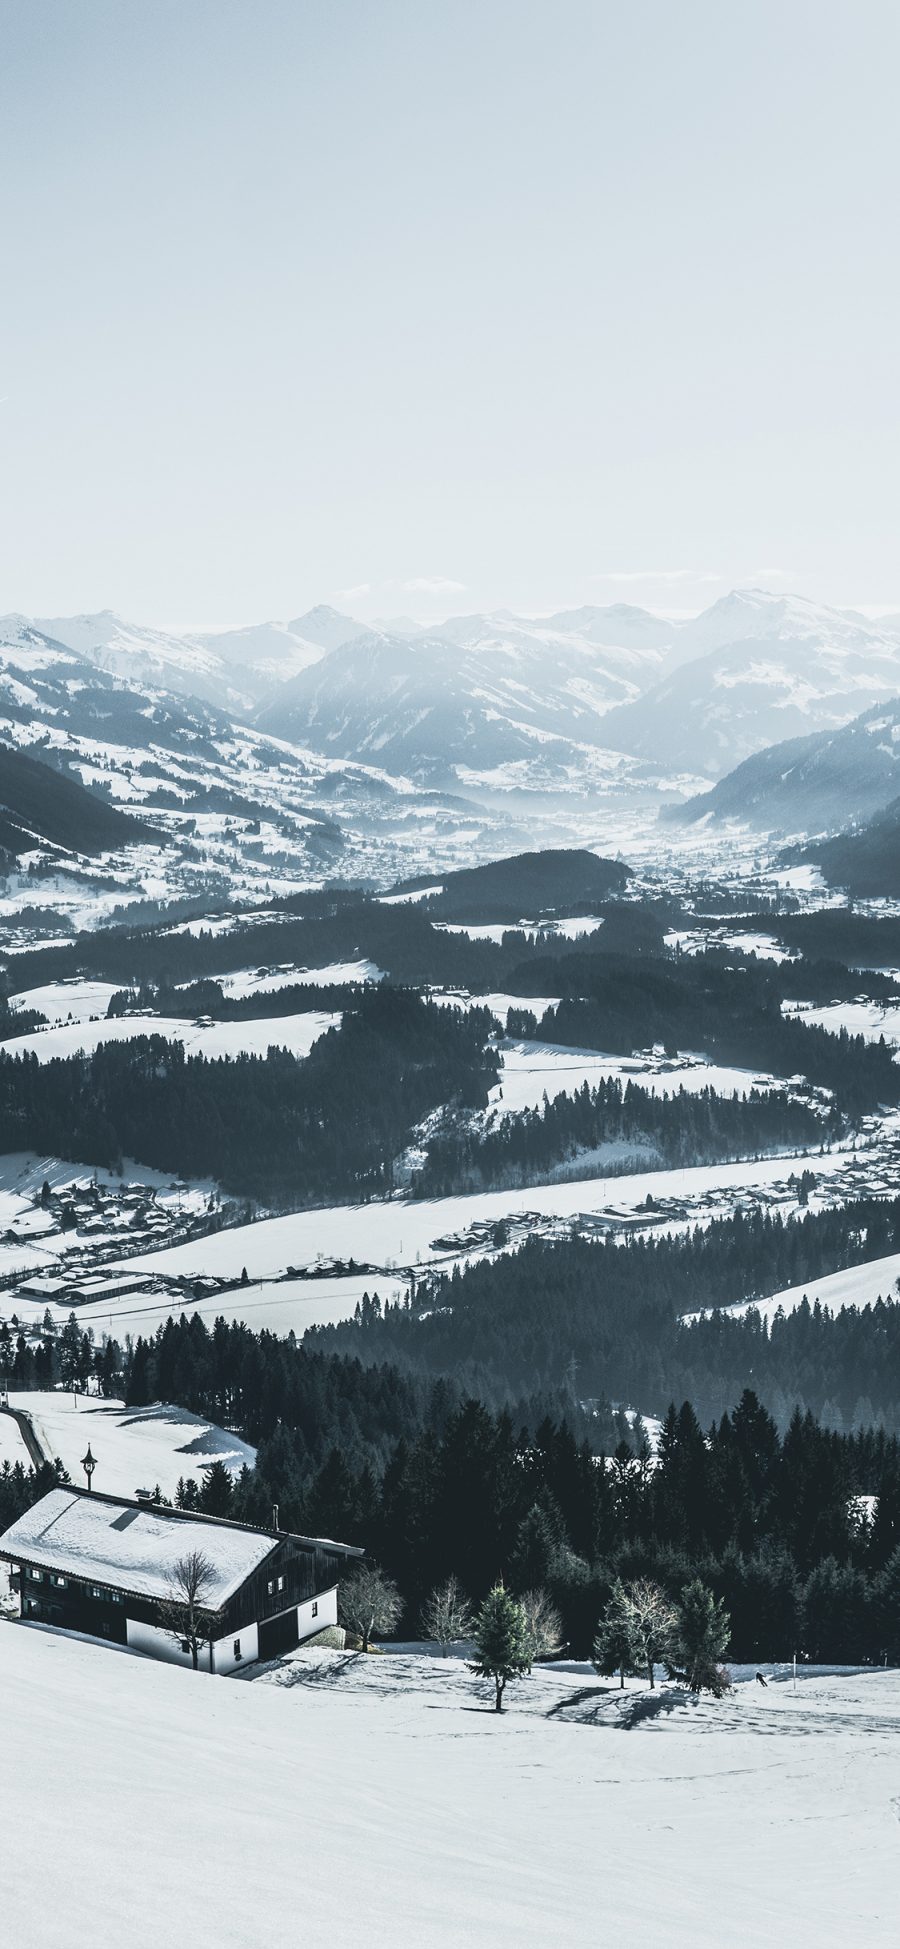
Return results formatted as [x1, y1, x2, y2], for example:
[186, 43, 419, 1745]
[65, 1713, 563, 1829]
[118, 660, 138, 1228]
[0, 0, 898, 629]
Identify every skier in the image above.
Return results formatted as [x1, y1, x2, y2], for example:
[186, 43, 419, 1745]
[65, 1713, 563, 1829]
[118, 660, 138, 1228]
[755, 1671, 768, 1688]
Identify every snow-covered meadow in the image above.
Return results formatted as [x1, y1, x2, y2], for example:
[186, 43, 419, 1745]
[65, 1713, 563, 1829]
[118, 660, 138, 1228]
[784, 998, 900, 1050]
[685, 1249, 900, 1328]
[4, 1392, 255, 1499]
[489, 1039, 781, 1115]
[126, 1147, 856, 1285]
[1, 1624, 898, 1948]
[0, 1008, 340, 1063]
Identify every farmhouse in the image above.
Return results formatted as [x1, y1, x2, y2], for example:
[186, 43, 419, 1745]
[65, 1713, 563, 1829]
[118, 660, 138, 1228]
[0, 1486, 362, 1672]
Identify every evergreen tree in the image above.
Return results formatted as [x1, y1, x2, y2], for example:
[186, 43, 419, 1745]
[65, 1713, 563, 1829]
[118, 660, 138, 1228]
[198, 1459, 234, 1516]
[672, 1580, 731, 1694]
[593, 1579, 639, 1688]
[471, 1583, 531, 1712]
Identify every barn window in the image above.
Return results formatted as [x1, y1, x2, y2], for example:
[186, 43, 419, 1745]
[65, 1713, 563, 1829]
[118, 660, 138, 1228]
[233, 1639, 241, 1660]
[181, 1639, 190, 1654]
[267, 1579, 274, 1595]
[277, 1576, 284, 1592]
[52, 1575, 68, 1589]
[312, 1601, 318, 1617]
[27, 1568, 43, 1583]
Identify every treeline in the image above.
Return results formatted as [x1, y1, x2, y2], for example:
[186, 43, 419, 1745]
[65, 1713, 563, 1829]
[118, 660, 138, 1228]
[0, 995, 46, 1039]
[0, 990, 498, 1202]
[505, 953, 900, 1114]
[0, 1312, 120, 1395]
[3, 889, 664, 999]
[118, 1317, 900, 1661]
[309, 1204, 900, 1427]
[122, 1313, 629, 1456]
[107, 976, 369, 1022]
[769, 910, 900, 969]
[414, 1078, 833, 1196]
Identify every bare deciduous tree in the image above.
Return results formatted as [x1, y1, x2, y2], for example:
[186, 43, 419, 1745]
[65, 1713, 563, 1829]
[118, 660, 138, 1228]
[520, 1587, 563, 1666]
[420, 1575, 473, 1654]
[159, 1549, 218, 1671]
[618, 1578, 678, 1689]
[338, 1564, 402, 1653]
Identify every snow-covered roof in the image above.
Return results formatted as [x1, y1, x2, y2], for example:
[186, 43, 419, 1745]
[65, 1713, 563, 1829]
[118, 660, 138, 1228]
[0, 1489, 277, 1607]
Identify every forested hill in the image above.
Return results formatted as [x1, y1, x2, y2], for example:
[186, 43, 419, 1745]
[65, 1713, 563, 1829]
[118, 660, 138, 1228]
[389, 847, 630, 919]
[0, 743, 156, 859]
[414, 1079, 832, 1197]
[111, 1317, 900, 1661]
[308, 1202, 900, 1428]
[804, 797, 900, 897]
[0, 989, 498, 1201]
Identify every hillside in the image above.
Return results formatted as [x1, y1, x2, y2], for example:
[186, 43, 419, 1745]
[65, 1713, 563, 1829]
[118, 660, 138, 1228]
[3, 1625, 899, 1948]
[388, 847, 630, 918]
[0, 743, 154, 858]
[806, 797, 900, 895]
[254, 617, 668, 785]
[667, 699, 900, 833]
[602, 592, 900, 778]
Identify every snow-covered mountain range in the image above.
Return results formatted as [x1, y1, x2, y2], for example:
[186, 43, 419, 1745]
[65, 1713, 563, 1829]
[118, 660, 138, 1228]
[4, 591, 900, 880]
[598, 592, 900, 777]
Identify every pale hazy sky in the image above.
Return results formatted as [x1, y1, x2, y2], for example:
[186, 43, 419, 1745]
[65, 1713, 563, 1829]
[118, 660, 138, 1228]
[1, 0, 898, 628]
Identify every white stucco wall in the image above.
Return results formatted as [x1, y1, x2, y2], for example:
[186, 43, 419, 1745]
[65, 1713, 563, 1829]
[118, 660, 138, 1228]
[213, 1620, 259, 1674]
[125, 1616, 260, 1673]
[299, 1585, 337, 1640]
[126, 1616, 198, 1667]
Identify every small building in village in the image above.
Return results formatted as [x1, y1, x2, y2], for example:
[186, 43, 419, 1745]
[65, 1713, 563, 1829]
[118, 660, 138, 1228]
[0, 1486, 362, 1673]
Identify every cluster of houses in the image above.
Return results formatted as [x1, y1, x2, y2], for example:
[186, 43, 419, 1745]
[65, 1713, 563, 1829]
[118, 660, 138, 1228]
[0, 1485, 362, 1674]
[15, 1269, 156, 1309]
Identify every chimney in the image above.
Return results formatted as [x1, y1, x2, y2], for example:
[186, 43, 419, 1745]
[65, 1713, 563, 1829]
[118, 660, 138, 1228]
[272, 1504, 279, 1532]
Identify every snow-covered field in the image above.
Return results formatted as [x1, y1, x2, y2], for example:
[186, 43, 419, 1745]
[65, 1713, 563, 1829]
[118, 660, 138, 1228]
[219, 958, 383, 996]
[118, 1148, 852, 1291]
[0, 1413, 30, 1468]
[7, 1273, 409, 1342]
[1, 1626, 898, 1947]
[0, 1009, 340, 1063]
[5, 1392, 255, 1498]
[10, 979, 121, 1025]
[490, 1040, 781, 1115]
[784, 999, 900, 1049]
[435, 916, 605, 943]
[665, 928, 796, 962]
[687, 1250, 900, 1327]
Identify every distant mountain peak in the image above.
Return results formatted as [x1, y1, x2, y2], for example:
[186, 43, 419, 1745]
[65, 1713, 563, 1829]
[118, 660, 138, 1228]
[286, 605, 359, 651]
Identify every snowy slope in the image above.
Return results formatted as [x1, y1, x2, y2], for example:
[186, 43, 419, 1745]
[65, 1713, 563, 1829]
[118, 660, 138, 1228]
[255, 612, 673, 784]
[0, 1008, 340, 1064]
[0, 612, 529, 921]
[7, 1392, 255, 1499]
[194, 606, 360, 694]
[699, 1251, 900, 1326]
[671, 698, 900, 834]
[603, 590, 900, 778]
[34, 611, 250, 712]
[1, 1626, 899, 1948]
